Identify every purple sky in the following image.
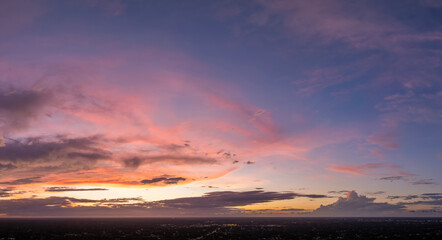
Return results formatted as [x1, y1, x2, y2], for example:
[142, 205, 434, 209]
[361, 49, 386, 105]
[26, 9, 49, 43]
[0, 0, 441, 217]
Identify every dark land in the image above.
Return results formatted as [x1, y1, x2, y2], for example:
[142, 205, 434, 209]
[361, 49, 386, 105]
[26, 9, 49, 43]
[0, 218, 441, 239]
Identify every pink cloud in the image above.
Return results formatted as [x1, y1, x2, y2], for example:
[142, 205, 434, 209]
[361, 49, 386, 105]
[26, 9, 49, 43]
[328, 162, 415, 177]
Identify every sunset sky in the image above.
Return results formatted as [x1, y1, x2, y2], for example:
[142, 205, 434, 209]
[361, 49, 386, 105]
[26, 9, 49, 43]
[0, 0, 441, 217]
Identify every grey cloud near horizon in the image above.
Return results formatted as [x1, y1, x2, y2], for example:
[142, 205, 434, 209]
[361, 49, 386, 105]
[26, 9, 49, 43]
[45, 187, 109, 192]
[0, 190, 330, 216]
[313, 191, 405, 217]
[152, 190, 329, 209]
[0, 190, 438, 217]
[398, 200, 442, 206]
[141, 177, 186, 185]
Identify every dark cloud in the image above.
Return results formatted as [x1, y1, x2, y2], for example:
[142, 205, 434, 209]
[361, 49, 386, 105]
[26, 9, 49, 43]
[279, 208, 305, 212]
[144, 155, 217, 165]
[154, 191, 298, 209]
[387, 193, 442, 202]
[217, 150, 235, 159]
[141, 177, 186, 185]
[367, 191, 386, 195]
[379, 176, 437, 185]
[0, 187, 16, 197]
[0, 88, 52, 132]
[123, 155, 217, 169]
[151, 191, 328, 210]
[245, 161, 255, 165]
[123, 157, 142, 169]
[0, 190, 426, 217]
[293, 193, 329, 198]
[421, 193, 442, 200]
[0, 190, 308, 216]
[162, 144, 187, 153]
[387, 195, 419, 201]
[45, 187, 108, 192]
[0, 163, 16, 171]
[379, 176, 404, 181]
[0, 177, 41, 185]
[0, 135, 110, 177]
[327, 190, 350, 194]
[0, 135, 108, 163]
[0, 197, 146, 216]
[412, 179, 437, 185]
[313, 191, 405, 216]
[399, 200, 442, 206]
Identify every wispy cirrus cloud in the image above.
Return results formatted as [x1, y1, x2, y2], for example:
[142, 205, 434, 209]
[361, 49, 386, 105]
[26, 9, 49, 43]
[328, 163, 414, 177]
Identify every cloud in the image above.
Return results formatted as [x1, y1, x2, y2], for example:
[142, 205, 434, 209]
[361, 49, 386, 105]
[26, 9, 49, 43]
[388, 193, 442, 201]
[0, 177, 41, 185]
[122, 157, 143, 169]
[0, 88, 52, 133]
[378, 176, 437, 186]
[0, 135, 109, 164]
[412, 179, 437, 185]
[367, 191, 386, 195]
[123, 155, 217, 169]
[329, 163, 413, 177]
[313, 191, 405, 216]
[154, 191, 297, 209]
[399, 200, 442, 206]
[279, 208, 305, 212]
[0, 135, 111, 179]
[141, 177, 186, 185]
[0, 196, 145, 216]
[2, 190, 438, 217]
[45, 187, 108, 192]
[327, 190, 349, 195]
[245, 0, 404, 49]
[379, 176, 405, 181]
[0, 190, 326, 216]
[367, 131, 400, 150]
[293, 193, 329, 199]
[0, 187, 17, 197]
[387, 195, 419, 201]
[421, 193, 442, 200]
[154, 190, 329, 209]
[0, 163, 16, 171]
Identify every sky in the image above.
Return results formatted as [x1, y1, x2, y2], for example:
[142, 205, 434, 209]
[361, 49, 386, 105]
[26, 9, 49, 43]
[0, 0, 441, 217]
